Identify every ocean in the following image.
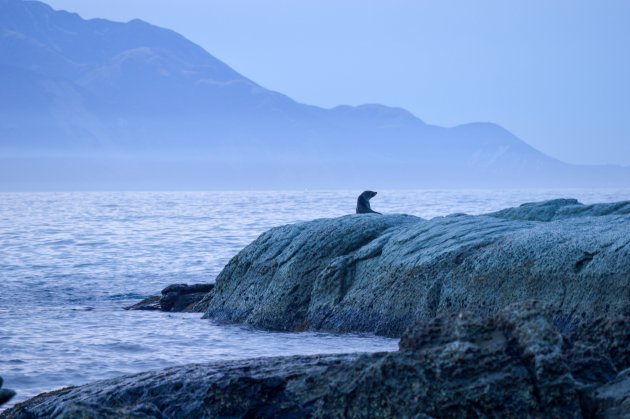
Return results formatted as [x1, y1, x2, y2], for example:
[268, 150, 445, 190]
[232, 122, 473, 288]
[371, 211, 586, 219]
[1, 189, 629, 410]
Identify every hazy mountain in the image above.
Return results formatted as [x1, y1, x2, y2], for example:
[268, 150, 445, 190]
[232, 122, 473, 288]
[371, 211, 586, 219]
[1, 0, 627, 190]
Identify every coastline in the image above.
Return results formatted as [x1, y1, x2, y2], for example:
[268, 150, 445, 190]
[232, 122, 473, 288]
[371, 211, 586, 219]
[4, 198, 630, 417]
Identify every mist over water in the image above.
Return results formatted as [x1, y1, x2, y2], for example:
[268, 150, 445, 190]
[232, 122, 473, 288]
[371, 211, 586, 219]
[1, 189, 629, 409]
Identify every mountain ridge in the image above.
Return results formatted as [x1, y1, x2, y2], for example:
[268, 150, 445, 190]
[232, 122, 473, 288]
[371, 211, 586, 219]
[0, 0, 627, 189]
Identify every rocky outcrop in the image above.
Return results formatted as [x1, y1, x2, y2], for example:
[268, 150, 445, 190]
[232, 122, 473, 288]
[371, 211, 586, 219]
[4, 302, 629, 418]
[202, 199, 630, 336]
[0, 377, 16, 407]
[489, 198, 630, 221]
[125, 283, 213, 313]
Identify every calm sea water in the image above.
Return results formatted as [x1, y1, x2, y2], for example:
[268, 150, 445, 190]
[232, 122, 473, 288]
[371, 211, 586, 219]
[1, 189, 629, 409]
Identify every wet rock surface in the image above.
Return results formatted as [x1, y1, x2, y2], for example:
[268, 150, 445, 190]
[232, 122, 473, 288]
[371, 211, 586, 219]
[4, 302, 629, 418]
[203, 199, 630, 336]
[125, 283, 213, 313]
[588, 368, 630, 418]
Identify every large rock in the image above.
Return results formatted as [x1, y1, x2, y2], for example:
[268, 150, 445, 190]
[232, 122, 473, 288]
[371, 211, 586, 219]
[203, 199, 630, 336]
[4, 302, 629, 418]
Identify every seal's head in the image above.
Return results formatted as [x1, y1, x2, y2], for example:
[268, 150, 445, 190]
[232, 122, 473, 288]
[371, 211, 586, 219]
[356, 190, 381, 214]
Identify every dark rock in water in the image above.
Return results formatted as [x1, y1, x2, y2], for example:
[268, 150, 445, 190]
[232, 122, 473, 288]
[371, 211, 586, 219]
[160, 283, 189, 295]
[203, 199, 630, 336]
[0, 389, 15, 407]
[159, 283, 214, 312]
[4, 302, 629, 418]
[160, 291, 206, 312]
[161, 283, 213, 296]
[0, 376, 16, 407]
[124, 296, 161, 311]
[124, 283, 214, 313]
[159, 291, 180, 311]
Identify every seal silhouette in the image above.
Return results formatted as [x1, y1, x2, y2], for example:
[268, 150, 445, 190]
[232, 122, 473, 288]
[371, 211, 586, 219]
[356, 190, 381, 214]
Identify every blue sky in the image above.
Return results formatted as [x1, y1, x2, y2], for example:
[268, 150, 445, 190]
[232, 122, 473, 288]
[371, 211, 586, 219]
[43, 0, 630, 166]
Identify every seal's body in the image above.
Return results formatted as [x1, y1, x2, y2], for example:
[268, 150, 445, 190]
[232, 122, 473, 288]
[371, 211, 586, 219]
[356, 190, 381, 214]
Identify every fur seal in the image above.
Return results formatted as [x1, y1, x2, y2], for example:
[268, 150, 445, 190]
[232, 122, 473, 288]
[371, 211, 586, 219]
[356, 190, 381, 214]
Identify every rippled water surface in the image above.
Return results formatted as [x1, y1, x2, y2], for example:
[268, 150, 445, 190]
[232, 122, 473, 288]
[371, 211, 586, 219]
[1, 189, 629, 409]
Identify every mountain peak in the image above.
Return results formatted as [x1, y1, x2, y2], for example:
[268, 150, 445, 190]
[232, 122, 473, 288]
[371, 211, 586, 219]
[128, 18, 148, 25]
[1, 0, 247, 81]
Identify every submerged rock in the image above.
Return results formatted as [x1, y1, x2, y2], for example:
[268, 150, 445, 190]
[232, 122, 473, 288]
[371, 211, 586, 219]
[5, 302, 629, 418]
[203, 199, 630, 336]
[160, 283, 214, 312]
[0, 376, 16, 407]
[124, 283, 213, 313]
[124, 296, 161, 311]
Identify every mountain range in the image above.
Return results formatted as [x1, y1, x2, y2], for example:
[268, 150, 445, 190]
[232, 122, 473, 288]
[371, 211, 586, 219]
[1, 0, 627, 190]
